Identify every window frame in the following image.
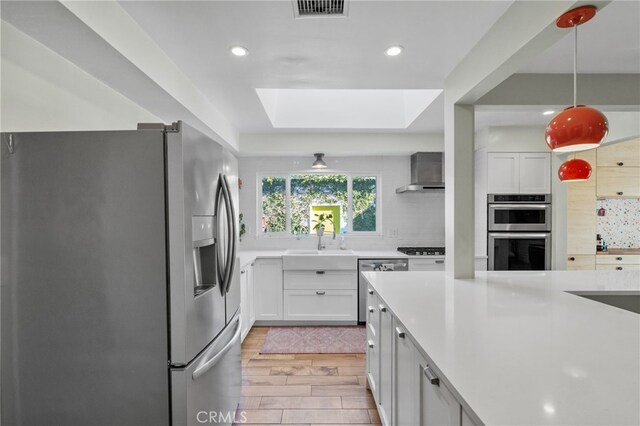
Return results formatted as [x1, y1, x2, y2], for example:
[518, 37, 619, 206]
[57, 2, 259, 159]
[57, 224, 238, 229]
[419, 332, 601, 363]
[256, 171, 381, 238]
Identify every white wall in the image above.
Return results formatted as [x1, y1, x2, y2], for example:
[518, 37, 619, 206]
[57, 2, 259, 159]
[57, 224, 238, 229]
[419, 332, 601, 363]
[0, 22, 159, 132]
[239, 133, 444, 157]
[238, 155, 445, 251]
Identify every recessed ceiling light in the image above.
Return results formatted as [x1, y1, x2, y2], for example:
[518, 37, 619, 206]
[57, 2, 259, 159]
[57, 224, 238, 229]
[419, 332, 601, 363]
[385, 45, 404, 57]
[543, 110, 555, 116]
[230, 46, 248, 57]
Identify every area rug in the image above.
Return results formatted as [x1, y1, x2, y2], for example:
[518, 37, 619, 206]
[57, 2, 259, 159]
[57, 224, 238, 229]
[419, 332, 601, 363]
[260, 326, 366, 354]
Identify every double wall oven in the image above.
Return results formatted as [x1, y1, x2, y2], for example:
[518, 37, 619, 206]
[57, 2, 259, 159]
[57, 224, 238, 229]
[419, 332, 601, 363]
[488, 194, 551, 271]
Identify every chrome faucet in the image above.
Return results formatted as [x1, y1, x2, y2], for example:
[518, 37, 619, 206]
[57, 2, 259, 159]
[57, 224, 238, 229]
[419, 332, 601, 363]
[317, 227, 325, 250]
[316, 228, 336, 251]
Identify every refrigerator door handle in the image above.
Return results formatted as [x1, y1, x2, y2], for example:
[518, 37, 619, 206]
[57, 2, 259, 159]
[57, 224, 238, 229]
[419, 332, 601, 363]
[192, 315, 242, 380]
[215, 174, 228, 289]
[220, 176, 233, 292]
[222, 175, 237, 294]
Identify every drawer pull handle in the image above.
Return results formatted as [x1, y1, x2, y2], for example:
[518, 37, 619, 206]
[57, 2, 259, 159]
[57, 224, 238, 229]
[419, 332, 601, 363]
[368, 306, 375, 313]
[435, 260, 445, 264]
[316, 271, 325, 275]
[395, 327, 405, 339]
[617, 162, 624, 166]
[241, 270, 246, 275]
[568, 257, 575, 261]
[379, 304, 387, 313]
[616, 257, 623, 261]
[616, 267, 623, 271]
[368, 289, 374, 295]
[368, 340, 374, 348]
[423, 366, 440, 386]
[316, 291, 326, 295]
[617, 191, 624, 196]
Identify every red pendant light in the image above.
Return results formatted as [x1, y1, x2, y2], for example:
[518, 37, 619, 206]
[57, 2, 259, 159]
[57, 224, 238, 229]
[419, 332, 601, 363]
[558, 158, 592, 182]
[546, 105, 608, 152]
[545, 5, 609, 153]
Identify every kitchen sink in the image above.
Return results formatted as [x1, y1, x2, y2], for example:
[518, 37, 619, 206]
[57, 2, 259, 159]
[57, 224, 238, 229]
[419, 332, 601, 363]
[284, 249, 356, 255]
[285, 249, 321, 255]
[320, 249, 355, 255]
[283, 249, 357, 270]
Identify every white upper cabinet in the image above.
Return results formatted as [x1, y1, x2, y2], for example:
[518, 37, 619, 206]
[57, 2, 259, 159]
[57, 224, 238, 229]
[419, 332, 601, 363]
[487, 153, 519, 194]
[519, 153, 551, 194]
[487, 152, 551, 194]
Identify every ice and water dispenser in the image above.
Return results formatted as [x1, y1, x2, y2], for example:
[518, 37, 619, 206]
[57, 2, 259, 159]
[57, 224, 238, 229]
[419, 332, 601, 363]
[192, 216, 216, 296]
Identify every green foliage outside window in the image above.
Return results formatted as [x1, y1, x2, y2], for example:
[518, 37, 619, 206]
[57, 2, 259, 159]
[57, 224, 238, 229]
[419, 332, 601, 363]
[291, 175, 347, 234]
[352, 176, 377, 232]
[260, 174, 377, 234]
[261, 177, 286, 232]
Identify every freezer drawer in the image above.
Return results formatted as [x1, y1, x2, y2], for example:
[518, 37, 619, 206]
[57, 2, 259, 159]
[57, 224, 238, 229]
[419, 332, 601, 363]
[171, 313, 242, 426]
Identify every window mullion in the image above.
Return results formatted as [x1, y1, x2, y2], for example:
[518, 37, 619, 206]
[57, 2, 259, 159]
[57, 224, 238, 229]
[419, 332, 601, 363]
[257, 174, 263, 235]
[347, 174, 353, 233]
[285, 175, 292, 234]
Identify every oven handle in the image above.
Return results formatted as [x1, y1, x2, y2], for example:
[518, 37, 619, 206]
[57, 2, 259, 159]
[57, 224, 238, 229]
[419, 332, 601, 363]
[488, 232, 550, 239]
[488, 204, 550, 210]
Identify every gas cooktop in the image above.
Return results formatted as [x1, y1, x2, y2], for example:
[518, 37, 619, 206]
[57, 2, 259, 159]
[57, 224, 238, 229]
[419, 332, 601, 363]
[397, 247, 445, 256]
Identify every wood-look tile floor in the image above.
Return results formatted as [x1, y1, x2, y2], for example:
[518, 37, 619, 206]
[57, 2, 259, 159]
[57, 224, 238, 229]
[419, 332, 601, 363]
[235, 327, 380, 425]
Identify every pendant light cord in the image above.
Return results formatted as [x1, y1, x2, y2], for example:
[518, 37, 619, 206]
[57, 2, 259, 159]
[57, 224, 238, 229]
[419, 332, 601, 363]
[573, 23, 578, 107]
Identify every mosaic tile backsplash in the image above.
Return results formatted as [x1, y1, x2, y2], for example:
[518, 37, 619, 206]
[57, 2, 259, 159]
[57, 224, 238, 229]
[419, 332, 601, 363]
[596, 198, 640, 248]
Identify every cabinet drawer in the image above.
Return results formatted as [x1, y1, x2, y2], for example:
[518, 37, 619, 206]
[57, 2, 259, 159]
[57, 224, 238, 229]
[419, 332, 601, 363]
[366, 290, 380, 327]
[596, 138, 640, 167]
[596, 167, 640, 197]
[366, 326, 379, 399]
[566, 255, 595, 270]
[596, 264, 640, 271]
[596, 255, 640, 265]
[284, 270, 356, 290]
[283, 290, 357, 321]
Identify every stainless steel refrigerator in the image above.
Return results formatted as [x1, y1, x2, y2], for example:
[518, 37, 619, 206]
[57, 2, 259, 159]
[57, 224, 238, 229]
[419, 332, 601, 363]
[1, 121, 241, 426]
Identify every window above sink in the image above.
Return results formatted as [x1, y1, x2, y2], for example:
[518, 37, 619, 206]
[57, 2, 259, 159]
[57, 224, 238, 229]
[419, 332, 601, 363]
[259, 173, 379, 237]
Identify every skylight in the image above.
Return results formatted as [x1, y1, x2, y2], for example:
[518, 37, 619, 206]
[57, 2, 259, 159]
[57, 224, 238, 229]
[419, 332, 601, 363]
[255, 89, 442, 129]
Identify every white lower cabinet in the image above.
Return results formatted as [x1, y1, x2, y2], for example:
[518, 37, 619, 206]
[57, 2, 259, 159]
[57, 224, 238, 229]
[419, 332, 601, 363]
[393, 318, 418, 426]
[366, 289, 380, 400]
[417, 352, 461, 426]
[253, 258, 283, 321]
[283, 270, 357, 321]
[366, 284, 476, 426]
[239, 262, 255, 342]
[283, 289, 357, 320]
[378, 301, 394, 426]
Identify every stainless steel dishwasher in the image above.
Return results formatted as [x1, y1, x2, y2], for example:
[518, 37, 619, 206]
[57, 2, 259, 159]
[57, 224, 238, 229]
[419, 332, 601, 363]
[358, 259, 408, 323]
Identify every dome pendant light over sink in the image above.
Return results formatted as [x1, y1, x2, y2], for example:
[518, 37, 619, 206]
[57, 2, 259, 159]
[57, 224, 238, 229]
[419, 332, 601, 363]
[558, 158, 592, 182]
[545, 5, 609, 153]
[311, 153, 328, 169]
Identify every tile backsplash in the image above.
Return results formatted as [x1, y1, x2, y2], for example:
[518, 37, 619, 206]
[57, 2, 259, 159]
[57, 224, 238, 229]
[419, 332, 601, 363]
[596, 198, 640, 248]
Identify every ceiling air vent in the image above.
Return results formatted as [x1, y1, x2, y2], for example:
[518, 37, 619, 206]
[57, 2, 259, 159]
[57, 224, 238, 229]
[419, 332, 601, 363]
[293, 0, 349, 18]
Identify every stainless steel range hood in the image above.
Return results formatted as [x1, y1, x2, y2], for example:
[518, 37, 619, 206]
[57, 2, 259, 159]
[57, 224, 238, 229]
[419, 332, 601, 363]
[396, 152, 445, 193]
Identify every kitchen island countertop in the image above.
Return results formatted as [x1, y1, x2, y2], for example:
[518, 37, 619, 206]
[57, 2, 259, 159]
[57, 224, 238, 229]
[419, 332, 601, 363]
[361, 270, 640, 426]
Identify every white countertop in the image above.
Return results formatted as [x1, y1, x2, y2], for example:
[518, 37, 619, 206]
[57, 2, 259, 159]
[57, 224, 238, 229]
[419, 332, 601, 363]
[238, 249, 486, 268]
[361, 270, 640, 426]
[237, 249, 409, 268]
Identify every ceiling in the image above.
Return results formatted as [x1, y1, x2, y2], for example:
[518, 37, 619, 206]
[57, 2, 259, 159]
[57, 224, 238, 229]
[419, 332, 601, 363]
[118, 0, 514, 133]
[1, 1, 638, 140]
